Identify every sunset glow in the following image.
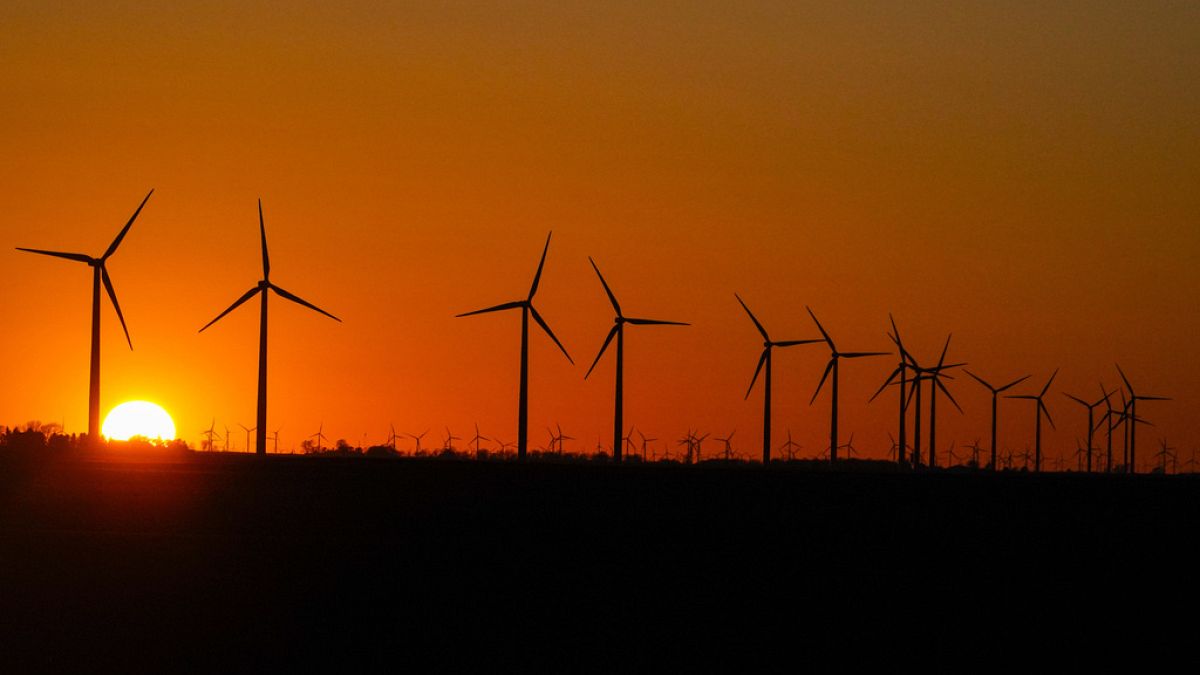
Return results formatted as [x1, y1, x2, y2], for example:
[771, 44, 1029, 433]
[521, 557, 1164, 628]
[0, 3, 1196, 464]
[102, 401, 176, 442]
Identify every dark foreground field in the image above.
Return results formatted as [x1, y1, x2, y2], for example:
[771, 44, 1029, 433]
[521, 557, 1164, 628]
[2, 450, 1198, 667]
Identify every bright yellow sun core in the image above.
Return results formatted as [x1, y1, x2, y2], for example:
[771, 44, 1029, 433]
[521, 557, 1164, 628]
[102, 401, 177, 442]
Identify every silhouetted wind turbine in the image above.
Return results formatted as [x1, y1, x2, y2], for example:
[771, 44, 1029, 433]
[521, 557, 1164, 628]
[735, 294, 820, 464]
[17, 189, 153, 443]
[1007, 369, 1058, 472]
[470, 423, 488, 454]
[806, 307, 887, 462]
[239, 424, 256, 454]
[923, 335, 964, 468]
[407, 429, 429, 454]
[1063, 389, 1110, 473]
[870, 315, 914, 465]
[1115, 364, 1170, 475]
[964, 370, 1029, 471]
[199, 200, 341, 455]
[584, 257, 688, 463]
[779, 429, 802, 462]
[457, 232, 573, 460]
[1155, 438, 1176, 474]
[716, 429, 736, 461]
[201, 418, 217, 453]
[309, 422, 329, 453]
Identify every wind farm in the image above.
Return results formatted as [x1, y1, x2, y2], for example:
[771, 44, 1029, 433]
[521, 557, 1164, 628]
[2, 1, 1198, 667]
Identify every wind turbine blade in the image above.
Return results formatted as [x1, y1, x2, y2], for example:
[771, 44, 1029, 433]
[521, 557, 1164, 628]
[103, 189, 153, 260]
[963, 369, 993, 391]
[585, 325, 619, 379]
[1137, 395, 1171, 401]
[15, 248, 94, 264]
[1040, 401, 1056, 430]
[1006, 395, 1038, 400]
[1114, 363, 1134, 395]
[199, 286, 261, 332]
[888, 313, 903, 347]
[868, 367, 902, 403]
[456, 300, 525, 317]
[1040, 368, 1059, 397]
[101, 268, 132, 350]
[588, 257, 621, 316]
[745, 349, 768, 400]
[936, 334, 952, 369]
[996, 374, 1031, 393]
[775, 339, 823, 347]
[935, 377, 963, 413]
[1063, 393, 1088, 407]
[626, 317, 689, 326]
[271, 284, 341, 322]
[805, 306, 833, 348]
[529, 305, 573, 364]
[528, 231, 552, 300]
[809, 359, 834, 405]
[735, 293, 769, 341]
[842, 352, 888, 358]
[258, 199, 270, 280]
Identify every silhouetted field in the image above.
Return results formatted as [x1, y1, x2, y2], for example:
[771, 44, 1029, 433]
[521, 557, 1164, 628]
[2, 449, 1196, 667]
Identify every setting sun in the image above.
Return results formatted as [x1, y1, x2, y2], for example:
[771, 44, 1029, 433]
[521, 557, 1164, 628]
[102, 401, 177, 442]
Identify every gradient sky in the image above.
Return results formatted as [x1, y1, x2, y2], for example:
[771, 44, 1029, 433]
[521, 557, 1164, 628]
[2, 2, 1197, 465]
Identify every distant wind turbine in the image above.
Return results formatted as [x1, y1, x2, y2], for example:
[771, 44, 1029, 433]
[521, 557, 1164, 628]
[964, 370, 1029, 471]
[239, 424, 256, 454]
[584, 257, 688, 463]
[309, 422, 329, 454]
[456, 232, 573, 460]
[1063, 389, 1111, 473]
[922, 334, 965, 468]
[806, 307, 887, 463]
[17, 189, 153, 443]
[735, 294, 820, 464]
[1114, 364, 1170, 475]
[199, 200, 341, 455]
[1007, 369, 1058, 472]
[869, 314, 915, 466]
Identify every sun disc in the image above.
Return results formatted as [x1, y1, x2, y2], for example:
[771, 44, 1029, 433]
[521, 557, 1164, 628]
[102, 401, 177, 442]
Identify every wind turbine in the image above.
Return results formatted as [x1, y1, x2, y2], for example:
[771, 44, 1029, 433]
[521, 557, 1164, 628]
[584, 257, 688, 463]
[239, 423, 256, 454]
[309, 422, 328, 454]
[735, 294, 820, 464]
[1007, 369, 1058, 472]
[201, 418, 218, 453]
[964, 370, 1030, 471]
[407, 429, 429, 454]
[1063, 389, 1110, 473]
[1115, 364, 1170, 475]
[456, 232, 573, 460]
[806, 307, 887, 463]
[637, 429, 656, 462]
[922, 334, 964, 468]
[470, 423, 489, 455]
[199, 200, 341, 455]
[869, 314, 915, 465]
[17, 189, 153, 443]
[716, 429, 736, 461]
[779, 429, 802, 462]
[443, 427, 461, 452]
[1155, 438, 1176, 474]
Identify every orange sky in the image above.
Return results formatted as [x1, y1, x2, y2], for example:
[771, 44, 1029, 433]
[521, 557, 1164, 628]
[1, 2, 1197, 465]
